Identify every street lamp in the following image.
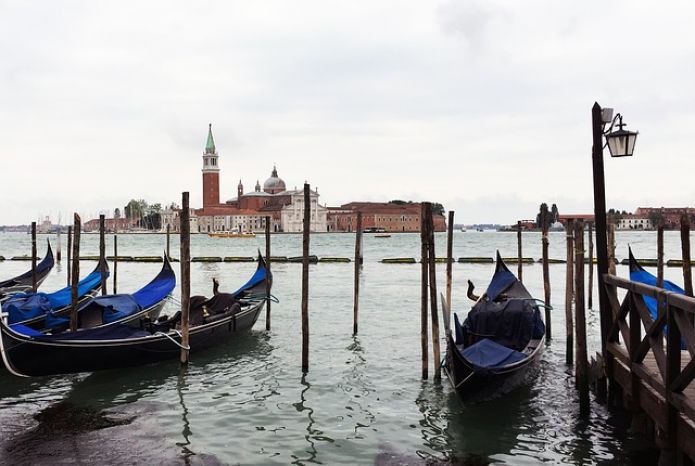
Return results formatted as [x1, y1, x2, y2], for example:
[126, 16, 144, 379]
[590, 102, 639, 399]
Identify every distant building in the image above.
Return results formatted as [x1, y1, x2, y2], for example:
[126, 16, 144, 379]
[634, 207, 695, 229]
[326, 202, 446, 233]
[84, 217, 138, 232]
[162, 124, 327, 233]
[618, 215, 653, 230]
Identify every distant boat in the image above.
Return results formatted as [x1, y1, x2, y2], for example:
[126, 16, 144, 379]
[374, 234, 391, 238]
[364, 227, 386, 233]
[461, 227, 467, 232]
[208, 232, 256, 238]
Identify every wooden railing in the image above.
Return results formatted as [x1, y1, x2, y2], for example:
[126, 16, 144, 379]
[604, 273, 695, 449]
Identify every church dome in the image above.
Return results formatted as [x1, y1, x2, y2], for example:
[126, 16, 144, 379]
[263, 165, 286, 194]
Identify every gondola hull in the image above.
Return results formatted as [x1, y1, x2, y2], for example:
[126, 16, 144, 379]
[0, 300, 264, 377]
[444, 334, 544, 400]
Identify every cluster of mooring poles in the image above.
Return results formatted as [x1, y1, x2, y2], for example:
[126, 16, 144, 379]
[418, 202, 455, 380]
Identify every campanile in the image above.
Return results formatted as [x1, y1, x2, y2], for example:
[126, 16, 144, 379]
[202, 123, 220, 208]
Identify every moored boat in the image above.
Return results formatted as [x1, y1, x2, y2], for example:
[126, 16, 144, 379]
[208, 232, 256, 238]
[443, 252, 546, 400]
[0, 254, 272, 377]
[0, 241, 55, 300]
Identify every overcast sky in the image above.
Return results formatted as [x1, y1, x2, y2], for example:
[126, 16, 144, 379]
[1, 0, 694, 225]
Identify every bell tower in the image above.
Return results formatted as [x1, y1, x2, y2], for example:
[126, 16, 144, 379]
[237, 179, 244, 199]
[202, 123, 220, 208]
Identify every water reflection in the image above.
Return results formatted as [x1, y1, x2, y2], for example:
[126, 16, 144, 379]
[290, 375, 318, 465]
[176, 367, 194, 464]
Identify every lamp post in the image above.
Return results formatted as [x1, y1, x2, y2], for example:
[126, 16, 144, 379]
[591, 102, 638, 398]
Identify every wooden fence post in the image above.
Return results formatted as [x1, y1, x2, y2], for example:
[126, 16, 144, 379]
[565, 219, 575, 365]
[608, 224, 616, 276]
[446, 211, 454, 321]
[426, 203, 441, 380]
[99, 214, 107, 296]
[56, 230, 62, 262]
[541, 204, 551, 339]
[180, 193, 191, 365]
[166, 223, 171, 258]
[574, 220, 590, 415]
[681, 214, 693, 297]
[420, 203, 429, 380]
[657, 221, 665, 288]
[517, 220, 523, 282]
[31, 222, 37, 292]
[265, 216, 272, 331]
[588, 222, 594, 309]
[69, 214, 81, 332]
[301, 183, 311, 372]
[353, 212, 363, 335]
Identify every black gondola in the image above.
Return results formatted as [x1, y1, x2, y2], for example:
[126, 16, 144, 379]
[0, 254, 272, 377]
[0, 241, 55, 300]
[443, 252, 546, 400]
[2, 257, 109, 328]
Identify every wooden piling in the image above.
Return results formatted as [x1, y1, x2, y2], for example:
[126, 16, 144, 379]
[166, 223, 171, 258]
[31, 222, 37, 292]
[69, 214, 81, 332]
[180, 192, 191, 365]
[588, 222, 594, 309]
[446, 211, 454, 324]
[607, 224, 616, 276]
[99, 214, 107, 296]
[420, 203, 429, 380]
[301, 183, 311, 372]
[565, 219, 575, 365]
[657, 221, 665, 288]
[113, 234, 118, 294]
[426, 204, 441, 380]
[56, 230, 62, 262]
[517, 220, 523, 282]
[574, 220, 590, 415]
[265, 216, 272, 331]
[353, 212, 363, 335]
[67, 226, 72, 286]
[541, 204, 551, 339]
[681, 214, 693, 297]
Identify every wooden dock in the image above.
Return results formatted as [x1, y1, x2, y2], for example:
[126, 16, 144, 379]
[604, 274, 695, 463]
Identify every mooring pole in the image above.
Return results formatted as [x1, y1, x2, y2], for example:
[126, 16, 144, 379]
[99, 214, 107, 296]
[69, 214, 81, 332]
[56, 229, 62, 262]
[353, 212, 363, 335]
[67, 226, 72, 286]
[180, 192, 191, 365]
[517, 220, 523, 282]
[591, 101, 609, 400]
[607, 224, 616, 276]
[166, 223, 171, 258]
[31, 222, 37, 292]
[574, 220, 590, 415]
[565, 219, 575, 365]
[588, 222, 594, 309]
[301, 183, 311, 372]
[113, 234, 118, 294]
[265, 216, 272, 331]
[681, 213, 693, 297]
[446, 211, 454, 321]
[426, 204, 441, 380]
[657, 221, 665, 288]
[541, 204, 551, 339]
[420, 203, 429, 380]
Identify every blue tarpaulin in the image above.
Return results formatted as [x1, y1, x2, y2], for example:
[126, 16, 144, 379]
[461, 338, 527, 371]
[630, 268, 685, 320]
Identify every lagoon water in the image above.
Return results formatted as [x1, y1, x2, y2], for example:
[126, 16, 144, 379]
[0, 230, 691, 465]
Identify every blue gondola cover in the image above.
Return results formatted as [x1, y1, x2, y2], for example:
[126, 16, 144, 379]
[461, 338, 527, 372]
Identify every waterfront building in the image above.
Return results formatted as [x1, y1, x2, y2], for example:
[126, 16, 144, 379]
[326, 202, 446, 233]
[618, 215, 654, 230]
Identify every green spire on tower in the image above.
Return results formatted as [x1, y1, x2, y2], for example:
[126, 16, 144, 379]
[205, 123, 216, 154]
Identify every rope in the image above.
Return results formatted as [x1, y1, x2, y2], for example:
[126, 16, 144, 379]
[154, 330, 190, 350]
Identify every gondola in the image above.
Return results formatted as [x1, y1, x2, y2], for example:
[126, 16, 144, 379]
[443, 252, 546, 400]
[0, 241, 55, 300]
[38, 255, 176, 332]
[628, 246, 685, 320]
[0, 254, 272, 377]
[2, 258, 109, 328]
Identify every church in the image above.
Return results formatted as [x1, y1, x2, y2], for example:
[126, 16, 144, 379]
[163, 124, 328, 234]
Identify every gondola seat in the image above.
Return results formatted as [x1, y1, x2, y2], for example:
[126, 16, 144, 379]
[461, 338, 527, 372]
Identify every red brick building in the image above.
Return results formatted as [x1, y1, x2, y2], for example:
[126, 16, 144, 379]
[327, 202, 446, 233]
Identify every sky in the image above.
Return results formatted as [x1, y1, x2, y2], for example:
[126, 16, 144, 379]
[1, 0, 694, 225]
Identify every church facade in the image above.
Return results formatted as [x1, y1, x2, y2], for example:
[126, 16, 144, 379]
[162, 125, 328, 233]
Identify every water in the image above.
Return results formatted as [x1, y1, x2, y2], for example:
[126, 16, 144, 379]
[0, 230, 689, 465]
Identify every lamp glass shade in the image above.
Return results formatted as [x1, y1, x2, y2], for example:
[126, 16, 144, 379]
[606, 129, 638, 157]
